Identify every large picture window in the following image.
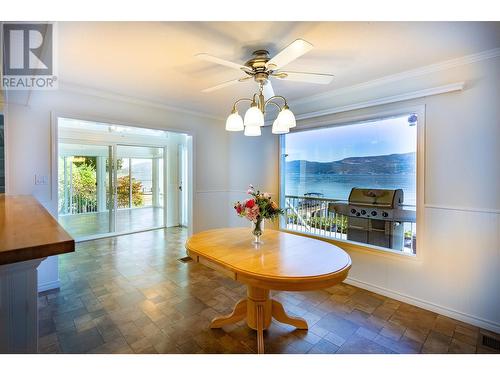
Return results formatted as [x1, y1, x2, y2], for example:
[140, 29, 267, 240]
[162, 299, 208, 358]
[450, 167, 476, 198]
[281, 114, 418, 255]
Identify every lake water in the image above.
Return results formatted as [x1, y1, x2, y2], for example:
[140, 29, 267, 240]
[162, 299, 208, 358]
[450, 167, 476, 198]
[285, 172, 417, 206]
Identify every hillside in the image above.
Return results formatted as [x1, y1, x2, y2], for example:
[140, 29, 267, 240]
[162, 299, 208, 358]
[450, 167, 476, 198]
[286, 152, 416, 175]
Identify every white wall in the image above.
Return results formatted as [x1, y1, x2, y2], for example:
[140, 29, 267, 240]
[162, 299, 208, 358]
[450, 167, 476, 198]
[4, 52, 499, 333]
[227, 56, 500, 332]
[227, 126, 280, 228]
[4, 87, 229, 291]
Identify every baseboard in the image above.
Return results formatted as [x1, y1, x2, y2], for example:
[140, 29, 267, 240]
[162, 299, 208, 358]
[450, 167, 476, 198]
[38, 279, 60, 293]
[345, 276, 500, 334]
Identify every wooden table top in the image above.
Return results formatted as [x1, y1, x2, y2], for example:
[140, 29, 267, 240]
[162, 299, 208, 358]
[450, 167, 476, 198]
[0, 195, 75, 266]
[186, 227, 351, 291]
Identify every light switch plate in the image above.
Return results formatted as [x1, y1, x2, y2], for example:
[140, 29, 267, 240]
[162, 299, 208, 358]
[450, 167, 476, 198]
[34, 174, 48, 185]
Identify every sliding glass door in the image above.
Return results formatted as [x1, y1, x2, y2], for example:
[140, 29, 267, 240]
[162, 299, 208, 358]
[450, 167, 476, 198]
[58, 143, 165, 239]
[57, 117, 193, 241]
[58, 143, 114, 238]
[114, 145, 165, 233]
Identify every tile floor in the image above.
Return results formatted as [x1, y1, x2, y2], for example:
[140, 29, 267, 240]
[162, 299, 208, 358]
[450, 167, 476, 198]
[37, 227, 499, 354]
[59, 207, 164, 239]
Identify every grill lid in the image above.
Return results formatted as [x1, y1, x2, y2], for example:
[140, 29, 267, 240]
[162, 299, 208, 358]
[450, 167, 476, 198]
[348, 188, 404, 208]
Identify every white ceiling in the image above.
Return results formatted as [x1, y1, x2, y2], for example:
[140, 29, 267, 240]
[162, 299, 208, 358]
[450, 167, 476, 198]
[56, 21, 500, 117]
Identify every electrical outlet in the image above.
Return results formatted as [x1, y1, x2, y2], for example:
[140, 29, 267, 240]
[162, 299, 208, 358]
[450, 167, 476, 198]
[34, 174, 48, 185]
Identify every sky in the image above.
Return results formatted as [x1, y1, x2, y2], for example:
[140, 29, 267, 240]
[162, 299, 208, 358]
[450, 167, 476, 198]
[285, 116, 417, 162]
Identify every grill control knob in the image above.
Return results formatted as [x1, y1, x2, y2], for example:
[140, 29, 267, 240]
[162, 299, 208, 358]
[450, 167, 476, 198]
[361, 209, 366, 215]
[356, 212, 361, 217]
[371, 211, 377, 216]
[382, 212, 389, 218]
[350, 208, 356, 214]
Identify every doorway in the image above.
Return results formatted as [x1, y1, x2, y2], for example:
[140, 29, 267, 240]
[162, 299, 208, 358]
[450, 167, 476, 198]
[56, 117, 190, 240]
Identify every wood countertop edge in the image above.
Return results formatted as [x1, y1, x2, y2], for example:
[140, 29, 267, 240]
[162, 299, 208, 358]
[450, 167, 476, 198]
[0, 195, 76, 266]
[0, 238, 75, 266]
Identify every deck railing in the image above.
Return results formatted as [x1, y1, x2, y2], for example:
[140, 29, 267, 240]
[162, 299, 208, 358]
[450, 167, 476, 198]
[283, 195, 417, 253]
[63, 194, 98, 215]
[284, 195, 349, 240]
[60, 188, 154, 216]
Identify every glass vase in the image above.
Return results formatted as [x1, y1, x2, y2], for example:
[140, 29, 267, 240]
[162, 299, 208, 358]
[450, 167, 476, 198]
[252, 218, 264, 244]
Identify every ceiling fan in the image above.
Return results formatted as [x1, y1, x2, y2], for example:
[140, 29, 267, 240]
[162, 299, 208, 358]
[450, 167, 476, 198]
[196, 39, 334, 136]
[196, 38, 334, 98]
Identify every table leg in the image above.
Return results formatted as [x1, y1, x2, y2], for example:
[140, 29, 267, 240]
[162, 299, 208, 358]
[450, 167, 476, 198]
[246, 286, 272, 354]
[256, 304, 265, 354]
[271, 299, 308, 329]
[208, 286, 309, 354]
[209, 299, 247, 328]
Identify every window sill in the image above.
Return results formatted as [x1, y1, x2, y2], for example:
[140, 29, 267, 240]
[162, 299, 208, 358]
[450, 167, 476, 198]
[281, 228, 421, 262]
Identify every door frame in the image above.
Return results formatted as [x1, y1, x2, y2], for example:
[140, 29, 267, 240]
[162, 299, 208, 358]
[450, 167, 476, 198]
[51, 112, 194, 241]
[177, 143, 188, 227]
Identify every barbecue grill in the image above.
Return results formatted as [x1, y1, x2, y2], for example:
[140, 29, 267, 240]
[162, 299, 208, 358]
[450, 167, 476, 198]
[328, 188, 416, 250]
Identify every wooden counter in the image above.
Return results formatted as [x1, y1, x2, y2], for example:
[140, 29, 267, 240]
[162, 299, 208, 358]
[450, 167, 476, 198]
[0, 194, 75, 353]
[0, 194, 74, 265]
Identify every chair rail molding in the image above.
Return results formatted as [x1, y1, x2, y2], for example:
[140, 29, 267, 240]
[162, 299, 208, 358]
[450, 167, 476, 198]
[424, 203, 500, 215]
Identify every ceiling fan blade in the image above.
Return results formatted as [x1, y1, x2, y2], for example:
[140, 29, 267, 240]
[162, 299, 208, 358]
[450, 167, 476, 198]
[201, 78, 243, 93]
[274, 71, 334, 84]
[266, 39, 313, 70]
[196, 53, 251, 72]
[262, 81, 275, 100]
[238, 76, 253, 82]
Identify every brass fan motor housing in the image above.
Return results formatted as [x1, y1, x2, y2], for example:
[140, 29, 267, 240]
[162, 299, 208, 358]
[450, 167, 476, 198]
[244, 50, 272, 83]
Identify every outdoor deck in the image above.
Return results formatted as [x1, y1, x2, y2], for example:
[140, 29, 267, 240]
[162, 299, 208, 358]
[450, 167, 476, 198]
[59, 206, 164, 239]
[284, 195, 416, 254]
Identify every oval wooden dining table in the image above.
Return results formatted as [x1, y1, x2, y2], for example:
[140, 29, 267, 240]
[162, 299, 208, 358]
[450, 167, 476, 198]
[185, 227, 352, 354]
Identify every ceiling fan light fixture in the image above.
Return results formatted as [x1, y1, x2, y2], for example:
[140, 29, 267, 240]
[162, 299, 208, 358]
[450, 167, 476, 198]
[244, 125, 262, 136]
[225, 110, 244, 131]
[197, 37, 335, 137]
[272, 118, 289, 134]
[277, 106, 296, 128]
[243, 104, 264, 127]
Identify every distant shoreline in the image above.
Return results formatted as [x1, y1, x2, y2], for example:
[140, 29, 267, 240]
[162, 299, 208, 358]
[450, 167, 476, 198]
[286, 152, 416, 176]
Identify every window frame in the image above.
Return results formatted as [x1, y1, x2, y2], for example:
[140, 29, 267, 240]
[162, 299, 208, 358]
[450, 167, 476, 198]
[279, 104, 426, 261]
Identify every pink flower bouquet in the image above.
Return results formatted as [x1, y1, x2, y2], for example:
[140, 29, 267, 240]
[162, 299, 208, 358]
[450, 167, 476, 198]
[234, 185, 284, 244]
[234, 185, 284, 223]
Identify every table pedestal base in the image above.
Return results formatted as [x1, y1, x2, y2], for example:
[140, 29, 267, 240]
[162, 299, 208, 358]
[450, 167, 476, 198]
[210, 286, 308, 354]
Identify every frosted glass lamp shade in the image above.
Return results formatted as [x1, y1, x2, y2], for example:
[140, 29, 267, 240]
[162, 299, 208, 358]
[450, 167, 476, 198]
[244, 125, 261, 136]
[225, 112, 244, 131]
[277, 107, 296, 128]
[272, 118, 289, 134]
[244, 105, 264, 127]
